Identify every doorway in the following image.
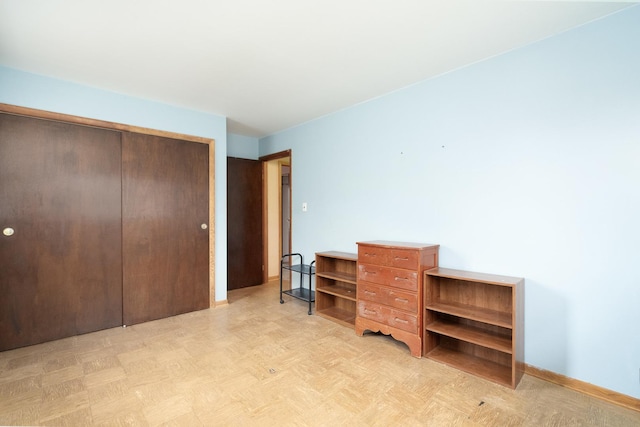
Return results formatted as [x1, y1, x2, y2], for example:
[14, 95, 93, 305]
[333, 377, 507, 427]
[260, 150, 291, 283]
[281, 164, 291, 258]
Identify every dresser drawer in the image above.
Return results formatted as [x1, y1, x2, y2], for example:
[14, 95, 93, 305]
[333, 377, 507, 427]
[358, 245, 418, 269]
[357, 282, 418, 313]
[358, 264, 418, 291]
[357, 301, 419, 334]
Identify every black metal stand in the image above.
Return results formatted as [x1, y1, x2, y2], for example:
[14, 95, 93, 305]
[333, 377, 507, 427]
[279, 253, 315, 315]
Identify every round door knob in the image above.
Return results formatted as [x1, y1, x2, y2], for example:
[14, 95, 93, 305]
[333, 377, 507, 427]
[3, 227, 15, 237]
[201, 223, 208, 230]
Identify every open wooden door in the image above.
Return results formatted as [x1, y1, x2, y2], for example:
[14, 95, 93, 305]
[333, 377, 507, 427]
[227, 157, 264, 290]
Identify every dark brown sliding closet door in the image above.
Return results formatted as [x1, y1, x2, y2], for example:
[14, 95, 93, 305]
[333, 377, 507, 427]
[122, 132, 209, 325]
[0, 113, 123, 351]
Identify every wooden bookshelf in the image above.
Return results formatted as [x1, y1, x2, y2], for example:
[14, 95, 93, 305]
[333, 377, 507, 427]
[315, 251, 358, 328]
[424, 267, 524, 389]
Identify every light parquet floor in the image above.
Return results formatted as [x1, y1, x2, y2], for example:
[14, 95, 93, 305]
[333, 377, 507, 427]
[1, 280, 639, 426]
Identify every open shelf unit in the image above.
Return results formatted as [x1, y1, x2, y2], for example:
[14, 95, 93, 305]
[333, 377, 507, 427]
[315, 251, 358, 328]
[424, 267, 524, 389]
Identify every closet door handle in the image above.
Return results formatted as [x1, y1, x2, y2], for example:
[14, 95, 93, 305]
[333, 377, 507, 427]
[2, 227, 14, 237]
[201, 223, 208, 230]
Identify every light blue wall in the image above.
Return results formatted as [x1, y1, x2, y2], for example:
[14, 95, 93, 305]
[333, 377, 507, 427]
[0, 66, 229, 303]
[260, 7, 640, 398]
[227, 133, 259, 159]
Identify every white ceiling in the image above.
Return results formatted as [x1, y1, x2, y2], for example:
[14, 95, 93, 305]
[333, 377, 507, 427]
[0, 1, 635, 137]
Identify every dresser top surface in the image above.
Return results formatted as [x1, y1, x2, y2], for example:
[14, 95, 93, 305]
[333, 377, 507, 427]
[356, 240, 439, 250]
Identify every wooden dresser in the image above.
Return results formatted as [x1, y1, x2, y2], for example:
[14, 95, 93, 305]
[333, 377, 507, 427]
[355, 241, 439, 357]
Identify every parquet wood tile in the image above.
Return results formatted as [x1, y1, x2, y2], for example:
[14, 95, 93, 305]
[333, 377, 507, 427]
[0, 280, 639, 426]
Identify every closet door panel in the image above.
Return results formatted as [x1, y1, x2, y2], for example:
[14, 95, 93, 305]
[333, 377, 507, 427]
[0, 113, 123, 351]
[122, 133, 209, 325]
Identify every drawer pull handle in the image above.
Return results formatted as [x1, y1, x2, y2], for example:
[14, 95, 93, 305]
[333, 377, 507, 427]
[365, 253, 377, 257]
[394, 276, 408, 281]
[365, 271, 378, 275]
[394, 256, 409, 261]
[395, 297, 408, 303]
[364, 308, 377, 315]
[394, 317, 408, 324]
[364, 290, 376, 296]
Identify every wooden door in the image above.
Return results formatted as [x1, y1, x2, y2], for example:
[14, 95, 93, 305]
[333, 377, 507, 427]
[227, 157, 263, 290]
[122, 133, 209, 325]
[0, 113, 123, 351]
